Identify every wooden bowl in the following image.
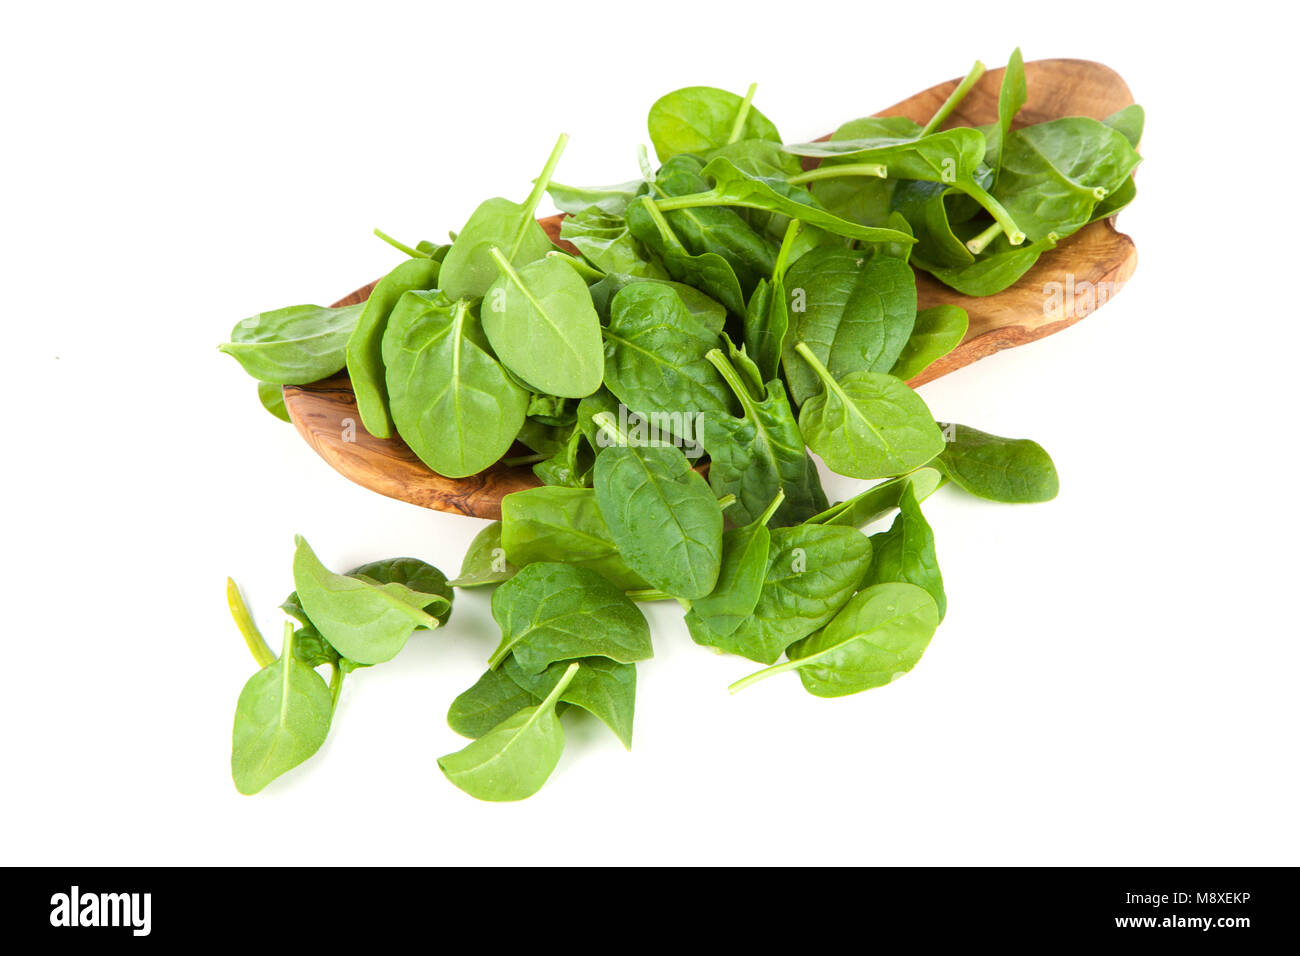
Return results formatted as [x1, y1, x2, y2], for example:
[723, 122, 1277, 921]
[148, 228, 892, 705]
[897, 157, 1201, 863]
[284, 57, 1138, 520]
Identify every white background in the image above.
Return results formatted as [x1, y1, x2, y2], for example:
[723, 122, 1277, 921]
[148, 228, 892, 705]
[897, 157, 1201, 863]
[4, 1, 1296, 866]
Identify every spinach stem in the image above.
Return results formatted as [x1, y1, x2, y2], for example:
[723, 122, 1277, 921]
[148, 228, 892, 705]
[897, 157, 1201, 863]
[726, 82, 758, 144]
[653, 190, 726, 212]
[373, 228, 430, 259]
[546, 249, 604, 281]
[591, 410, 629, 446]
[920, 60, 986, 137]
[625, 587, 675, 602]
[541, 662, 581, 709]
[717, 494, 737, 510]
[637, 144, 656, 182]
[756, 488, 787, 527]
[786, 164, 887, 185]
[706, 348, 762, 414]
[227, 577, 275, 668]
[329, 663, 344, 710]
[961, 182, 1026, 246]
[637, 196, 683, 248]
[523, 133, 570, 219]
[965, 221, 1004, 255]
[728, 657, 801, 693]
[772, 218, 802, 280]
[793, 342, 850, 405]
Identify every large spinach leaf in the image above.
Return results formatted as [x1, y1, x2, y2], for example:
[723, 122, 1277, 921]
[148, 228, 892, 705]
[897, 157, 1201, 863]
[220, 303, 362, 385]
[383, 292, 528, 478]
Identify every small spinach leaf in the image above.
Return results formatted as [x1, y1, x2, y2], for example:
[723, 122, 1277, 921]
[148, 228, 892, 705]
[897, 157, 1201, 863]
[488, 562, 653, 673]
[437, 662, 578, 802]
[890, 305, 968, 380]
[220, 303, 362, 385]
[503, 655, 636, 750]
[935, 423, 1059, 502]
[648, 84, 781, 163]
[862, 483, 946, 619]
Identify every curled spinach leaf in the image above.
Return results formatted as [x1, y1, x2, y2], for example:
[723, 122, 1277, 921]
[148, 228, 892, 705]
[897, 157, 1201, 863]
[220, 303, 362, 385]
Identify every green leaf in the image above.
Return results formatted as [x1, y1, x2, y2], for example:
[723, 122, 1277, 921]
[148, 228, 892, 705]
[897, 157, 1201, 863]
[732, 582, 940, 697]
[683, 494, 779, 640]
[648, 85, 781, 163]
[345, 256, 442, 439]
[935, 423, 1059, 502]
[862, 484, 946, 619]
[383, 292, 528, 478]
[449, 521, 517, 588]
[692, 523, 873, 664]
[257, 382, 289, 422]
[483, 251, 604, 398]
[488, 562, 652, 673]
[437, 661, 579, 802]
[890, 305, 968, 380]
[626, 195, 748, 315]
[602, 282, 735, 420]
[447, 667, 541, 739]
[805, 468, 943, 529]
[593, 443, 724, 601]
[500, 485, 648, 590]
[219, 303, 362, 385]
[546, 179, 644, 217]
[503, 656, 637, 750]
[986, 47, 1027, 188]
[438, 135, 567, 299]
[994, 118, 1141, 241]
[231, 624, 334, 795]
[795, 343, 945, 480]
[348, 556, 453, 626]
[291, 536, 441, 665]
[560, 209, 667, 277]
[699, 348, 827, 528]
[781, 247, 918, 407]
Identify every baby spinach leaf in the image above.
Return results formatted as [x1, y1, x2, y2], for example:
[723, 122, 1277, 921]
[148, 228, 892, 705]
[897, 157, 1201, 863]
[593, 442, 724, 600]
[934, 423, 1059, 502]
[732, 582, 939, 697]
[438, 134, 567, 299]
[482, 250, 604, 398]
[1103, 104, 1145, 149]
[861, 484, 946, 619]
[349, 556, 453, 626]
[588, 272, 726, 333]
[488, 561, 653, 673]
[781, 246, 918, 407]
[626, 195, 748, 315]
[450, 521, 517, 588]
[700, 348, 827, 528]
[890, 305, 968, 380]
[448, 666, 541, 739]
[994, 118, 1141, 241]
[219, 303, 363, 385]
[919, 232, 1058, 296]
[985, 47, 1027, 187]
[602, 282, 735, 419]
[231, 623, 334, 795]
[503, 655, 636, 750]
[533, 424, 593, 488]
[794, 342, 945, 479]
[500, 486, 648, 590]
[560, 209, 666, 278]
[684, 492, 782, 640]
[805, 467, 943, 529]
[345, 256, 442, 439]
[437, 661, 579, 802]
[257, 382, 289, 422]
[692, 523, 873, 664]
[648, 84, 781, 163]
[546, 178, 644, 216]
[383, 292, 528, 478]
[291, 535, 442, 666]
[743, 218, 800, 383]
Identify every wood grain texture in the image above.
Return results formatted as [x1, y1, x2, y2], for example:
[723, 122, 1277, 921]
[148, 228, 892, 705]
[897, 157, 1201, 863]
[284, 58, 1137, 518]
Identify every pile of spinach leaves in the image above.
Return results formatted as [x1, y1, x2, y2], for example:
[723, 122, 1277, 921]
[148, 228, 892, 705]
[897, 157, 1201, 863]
[224, 51, 1133, 800]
